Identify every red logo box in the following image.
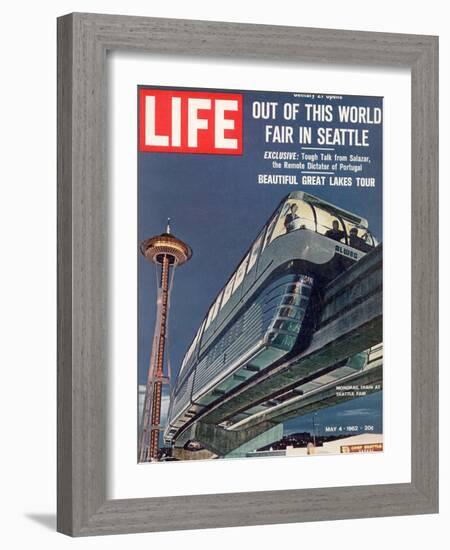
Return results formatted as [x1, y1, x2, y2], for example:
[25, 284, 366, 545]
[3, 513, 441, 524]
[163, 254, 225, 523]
[139, 89, 243, 155]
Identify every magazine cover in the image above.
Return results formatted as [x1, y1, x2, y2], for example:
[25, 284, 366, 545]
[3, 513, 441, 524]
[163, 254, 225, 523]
[137, 86, 383, 462]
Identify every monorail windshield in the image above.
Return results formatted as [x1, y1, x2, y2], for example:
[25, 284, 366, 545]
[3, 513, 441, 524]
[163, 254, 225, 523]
[269, 194, 378, 252]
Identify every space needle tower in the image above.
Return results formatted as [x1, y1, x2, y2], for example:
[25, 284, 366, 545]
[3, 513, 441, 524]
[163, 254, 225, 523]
[139, 219, 192, 462]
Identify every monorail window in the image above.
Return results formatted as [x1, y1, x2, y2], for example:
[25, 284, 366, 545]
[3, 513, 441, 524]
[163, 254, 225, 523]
[180, 323, 202, 373]
[247, 231, 264, 272]
[287, 281, 312, 294]
[273, 319, 300, 333]
[261, 208, 281, 253]
[192, 320, 206, 357]
[269, 332, 296, 351]
[204, 305, 215, 331]
[205, 289, 224, 330]
[300, 284, 312, 297]
[362, 230, 378, 247]
[339, 219, 372, 252]
[314, 206, 346, 242]
[180, 354, 189, 373]
[286, 283, 299, 293]
[364, 232, 374, 247]
[279, 306, 304, 320]
[268, 200, 316, 244]
[221, 272, 236, 308]
[233, 253, 250, 293]
[266, 200, 316, 246]
[346, 226, 377, 252]
[281, 294, 309, 307]
[182, 340, 195, 370]
[339, 219, 353, 244]
[211, 289, 223, 320]
[281, 200, 316, 234]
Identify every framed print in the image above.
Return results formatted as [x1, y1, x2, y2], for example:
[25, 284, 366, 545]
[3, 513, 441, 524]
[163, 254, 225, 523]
[57, 13, 438, 536]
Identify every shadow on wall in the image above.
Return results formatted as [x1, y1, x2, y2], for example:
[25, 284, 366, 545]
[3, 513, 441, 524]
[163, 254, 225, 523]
[25, 513, 56, 531]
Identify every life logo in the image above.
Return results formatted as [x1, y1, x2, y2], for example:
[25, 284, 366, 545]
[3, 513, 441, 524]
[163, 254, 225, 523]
[139, 88, 243, 155]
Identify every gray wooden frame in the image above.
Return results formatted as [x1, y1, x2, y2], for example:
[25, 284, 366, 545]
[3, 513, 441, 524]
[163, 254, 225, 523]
[57, 12, 439, 537]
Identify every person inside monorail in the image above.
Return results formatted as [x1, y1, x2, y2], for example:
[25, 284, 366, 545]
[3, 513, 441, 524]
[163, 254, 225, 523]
[349, 227, 373, 252]
[325, 219, 345, 242]
[349, 227, 363, 249]
[284, 203, 300, 231]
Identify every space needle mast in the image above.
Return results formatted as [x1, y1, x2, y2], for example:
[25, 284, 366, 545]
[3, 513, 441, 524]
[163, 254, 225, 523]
[139, 219, 192, 462]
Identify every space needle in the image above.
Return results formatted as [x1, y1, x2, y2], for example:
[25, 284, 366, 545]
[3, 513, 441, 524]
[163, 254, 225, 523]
[139, 219, 192, 462]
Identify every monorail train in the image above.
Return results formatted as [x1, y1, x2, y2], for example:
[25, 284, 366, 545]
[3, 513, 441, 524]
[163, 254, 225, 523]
[164, 191, 379, 444]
